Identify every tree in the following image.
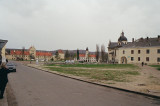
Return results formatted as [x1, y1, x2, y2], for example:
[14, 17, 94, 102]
[51, 57, 54, 61]
[105, 53, 108, 63]
[77, 49, 79, 60]
[70, 52, 74, 60]
[101, 44, 105, 62]
[65, 50, 70, 60]
[96, 44, 100, 62]
[22, 46, 25, 61]
[55, 51, 59, 60]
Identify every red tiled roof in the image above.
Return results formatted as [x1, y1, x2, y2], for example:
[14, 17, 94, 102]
[58, 50, 63, 54]
[10, 50, 23, 55]
[89, 54, 96, 57]
[79, 54, 96, 57]
[36, 52, 52, 56]
[79, 54, 85, 57]
[10, 50, 52, 56]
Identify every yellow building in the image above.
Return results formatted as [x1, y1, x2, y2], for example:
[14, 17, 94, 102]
[108, 32, 160, 65]
[6, 46, 53, 61]
[0, 39, 8, 63]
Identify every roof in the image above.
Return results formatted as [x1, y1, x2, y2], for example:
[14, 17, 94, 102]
[79, 54, 96, 58]
[58, 50, 64, 54]
[118, 36, 127, 42]
[0, 39, 8, 50]
[36, 52, 52, 56]
[79, 54, 85, 57]
[89, 54, 96, 57]
[10, 50, 29, 55]
[121, 37, 160, 48]
[8, 49, 52, 56]
[118, 31, 127, 42]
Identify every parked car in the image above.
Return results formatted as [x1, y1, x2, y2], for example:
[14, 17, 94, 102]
[6, 63, 16, 72]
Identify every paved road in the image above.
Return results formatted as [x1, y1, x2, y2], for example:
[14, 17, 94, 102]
[7, 62, 160, 106]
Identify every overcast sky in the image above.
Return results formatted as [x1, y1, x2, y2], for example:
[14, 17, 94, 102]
[0, 0, 160, 51]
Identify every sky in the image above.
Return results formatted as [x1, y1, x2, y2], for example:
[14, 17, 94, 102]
[0, 0, 160, 51]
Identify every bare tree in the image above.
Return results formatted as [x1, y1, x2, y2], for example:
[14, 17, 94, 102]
[105, 53, 108, 63]
[96, 44, 100, 62]
[101, 44, 105, 62]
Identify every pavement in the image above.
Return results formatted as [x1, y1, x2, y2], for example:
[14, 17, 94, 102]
[0, 91, 8, 106]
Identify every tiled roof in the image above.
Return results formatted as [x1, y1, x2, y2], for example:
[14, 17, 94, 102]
[36, 52, 52, 56]
[79, 54, 96, 58]
[108, 42, 132, 49]
[79, 54, 85, 57]
[9, 50, 52, 56]
[89, 54, 96, 57]
[58, 50, 64, 54]
[10, 50, 28, 55]
[121, 37, 160, 48]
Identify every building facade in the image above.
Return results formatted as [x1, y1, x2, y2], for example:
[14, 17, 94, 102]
[6, 46, 52, 61]
[108, 32, 160, 64]
[0, 39, 8, 63]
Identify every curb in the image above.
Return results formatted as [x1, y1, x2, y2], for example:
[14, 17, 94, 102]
[27, 65, 160, 99]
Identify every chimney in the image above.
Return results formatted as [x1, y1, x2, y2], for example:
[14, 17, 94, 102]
[147, 37, 149, 40]
[132, 38, 134, 42]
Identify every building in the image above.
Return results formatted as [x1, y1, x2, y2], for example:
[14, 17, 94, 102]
[6, 46, 52, 61]
[74, 47, 97, 63]
[0, 39, 8, 63]
[108, 31, 160, 64]
[52, 49, 65, 60]
[108, 31, 130, 63]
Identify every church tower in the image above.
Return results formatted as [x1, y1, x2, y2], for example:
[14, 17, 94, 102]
[118, 31, 128, 45]
[85, 47, 89, 62]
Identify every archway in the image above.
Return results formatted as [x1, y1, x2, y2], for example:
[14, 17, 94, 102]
[121, 56, 127, 64]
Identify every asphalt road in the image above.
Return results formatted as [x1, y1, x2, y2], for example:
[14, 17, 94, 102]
[7, 62, 160, 106]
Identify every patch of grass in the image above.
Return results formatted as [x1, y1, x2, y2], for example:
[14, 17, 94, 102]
[45, 64, 138, 69]
[45, 67, 139, 82]
[150, 65, 160, 71]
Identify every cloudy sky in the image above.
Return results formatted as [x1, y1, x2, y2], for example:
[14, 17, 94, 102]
[0, 0, 160, 51]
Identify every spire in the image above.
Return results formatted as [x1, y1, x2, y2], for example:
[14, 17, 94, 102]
[121, 30, 124, 36]
[86, 47, 88, 51]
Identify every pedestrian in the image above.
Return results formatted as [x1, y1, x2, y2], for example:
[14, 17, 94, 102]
[142, 62, 144, 67]
[0, 63, 10, 99]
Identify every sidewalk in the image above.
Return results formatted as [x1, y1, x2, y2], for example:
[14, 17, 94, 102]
[0, 91, 8, 106]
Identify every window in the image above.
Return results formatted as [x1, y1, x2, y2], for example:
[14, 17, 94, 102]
[157, 58, 160, 62]
[146, 57, 149, 61]
[138, 57, 140, 61]
[146, 49, 150, 54]
[131, 57, 134, 61]
[123, 50, 125, 54]
[157, 49, 160, 53]
[131, 50, 134, 54]
[138, 50, 141, 54]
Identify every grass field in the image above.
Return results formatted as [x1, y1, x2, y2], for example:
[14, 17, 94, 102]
[44, 64, 139, 82]
[46, 64, 138, 69]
